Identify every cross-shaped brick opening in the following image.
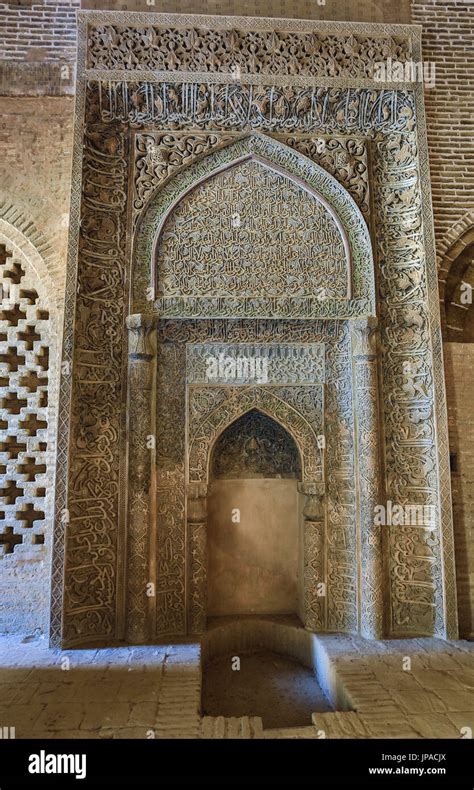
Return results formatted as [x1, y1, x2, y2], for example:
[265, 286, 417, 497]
[0, 304, 27, 327]
[1, 392, 27, 414]
[0, 436, 27, 458]
[0, 348, 25, 371]
[0, 479, 24, 504]
[19, 413, 47, 435]
[19, 289, 38, 305]
[18, 457, 46, 481]
[19, 370, 48, 392]
[17, 324, 41, 350]
[0, 528, 23, 556]
[16, 503, 44, 528]
[35, 347, 49, 371]
[0, 245, 13, 268]
[2, 261, 25, 285]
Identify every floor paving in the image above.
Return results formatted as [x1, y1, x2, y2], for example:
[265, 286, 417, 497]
[0, 632, 471, 739]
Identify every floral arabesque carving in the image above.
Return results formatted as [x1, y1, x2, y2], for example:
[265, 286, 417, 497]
[211, 410, 302, 480]
[87, 24, 412, 79]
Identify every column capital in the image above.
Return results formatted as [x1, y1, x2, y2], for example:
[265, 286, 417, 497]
[126, 313, 158, 360]
[298, 480, 324, 498]
[298, 480, 325, 521]
[352, 316, 379, 360]
[187, 483, 208, 523]
[187, 482, 207, 500]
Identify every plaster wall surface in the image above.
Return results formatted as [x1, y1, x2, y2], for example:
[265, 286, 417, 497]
[207, 479, 299, 616]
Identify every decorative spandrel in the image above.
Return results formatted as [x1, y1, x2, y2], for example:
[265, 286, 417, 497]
[156, 159, 349, 301]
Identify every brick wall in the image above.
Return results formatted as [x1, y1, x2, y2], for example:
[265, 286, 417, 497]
[412, 0, 474, 256]
[0, 97, 74, 296]
[444, 342, 474, 638]
[412, 0, 474, 638]
[81, 0, 411, 23]
[0, 0, 80, 95]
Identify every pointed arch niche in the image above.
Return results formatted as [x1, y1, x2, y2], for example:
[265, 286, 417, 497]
[186, 387, 325, 634]
[207, 409, 302, 619]
[132, 133, 375, 319]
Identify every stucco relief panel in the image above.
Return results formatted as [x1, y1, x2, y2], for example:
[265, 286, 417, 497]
[152, 322, 356, 637]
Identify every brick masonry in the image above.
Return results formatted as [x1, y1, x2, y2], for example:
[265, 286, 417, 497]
[0, 96, 73, 295]
[444, 342, 474, 639]
[81, 0, 411, 24]
[412, 0, 474, 256]
[0, 0, 79, 95]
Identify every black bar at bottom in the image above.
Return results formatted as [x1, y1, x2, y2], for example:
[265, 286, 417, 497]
[0, 738, 472, 788]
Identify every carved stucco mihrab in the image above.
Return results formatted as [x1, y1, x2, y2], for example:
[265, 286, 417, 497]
[50, 12, 456, 646]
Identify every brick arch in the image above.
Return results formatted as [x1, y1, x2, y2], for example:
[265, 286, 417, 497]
[188, 386, 322, 485]
[437, 219, 474, 341]
[437, 210, 474, 267]
[0, 201, 64, 306]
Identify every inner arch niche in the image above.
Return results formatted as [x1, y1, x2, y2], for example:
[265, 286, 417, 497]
[207, 409, 302, 618]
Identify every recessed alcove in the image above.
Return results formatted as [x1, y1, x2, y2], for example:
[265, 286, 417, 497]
[201, 616, 347, 730]
[202, 648, 332, 728]
[207, 410, 302, 619]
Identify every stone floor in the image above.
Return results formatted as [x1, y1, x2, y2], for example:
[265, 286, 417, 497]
[308, 634, 474, 741]
[0, 632, 472, 739]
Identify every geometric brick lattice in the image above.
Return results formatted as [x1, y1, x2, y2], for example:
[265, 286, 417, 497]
[0, 242, 50, 557]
